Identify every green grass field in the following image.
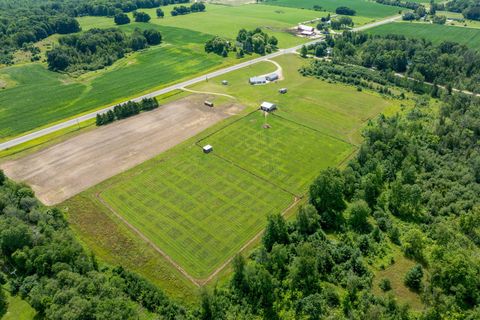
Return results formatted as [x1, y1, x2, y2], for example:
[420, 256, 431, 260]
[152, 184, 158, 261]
[264, 0, 402, 18]
[0, 3, 320, 141]
[101, 147, 294, 278]
[1, 290, 36, 320]
[190, 54, 399, 145]
[64, 54, 401, 299]
[367, 22, 480, 50]
[202, 112, 354, 195]
[0, 26, 226, 140]
[136, 4, 318, 48]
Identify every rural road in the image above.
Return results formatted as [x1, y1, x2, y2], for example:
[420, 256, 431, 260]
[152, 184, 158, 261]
[0, 15, 401, 151]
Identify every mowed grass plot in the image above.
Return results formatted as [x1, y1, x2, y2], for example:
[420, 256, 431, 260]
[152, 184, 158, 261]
[100, 148, 293, 279]
[367, 22, 480, 50]
[203, 112, 354, 195]
[264, 0, 402, 18]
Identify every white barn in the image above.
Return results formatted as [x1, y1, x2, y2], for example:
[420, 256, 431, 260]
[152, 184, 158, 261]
[260, 102, 277, 112]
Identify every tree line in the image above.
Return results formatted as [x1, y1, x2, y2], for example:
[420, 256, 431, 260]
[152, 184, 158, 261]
[314, 32, 480, 94]
[0, 0, 188, 65]
[171, 3, 206, 16]
[47, 28, 161, 73]
[96, 97, 159, 126]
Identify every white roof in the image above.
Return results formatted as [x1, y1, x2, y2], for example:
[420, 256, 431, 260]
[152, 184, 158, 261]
[261, 101, 276, 108]
[203, 144, 213, 150]
[301, 30, 314, 35]
[298, 24, 314, 31]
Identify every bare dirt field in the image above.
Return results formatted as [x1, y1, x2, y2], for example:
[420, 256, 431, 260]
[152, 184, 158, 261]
[1, 94, 242, 205]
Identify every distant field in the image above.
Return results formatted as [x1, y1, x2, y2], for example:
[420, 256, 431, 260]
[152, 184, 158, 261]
[264, 0, 402, 18]
[0, 3, 317, 141]
[140, 3, 320, 47]
[101, 147, 293, 278]
[367, 22, 480, 50]
[0, 25, 224, 140]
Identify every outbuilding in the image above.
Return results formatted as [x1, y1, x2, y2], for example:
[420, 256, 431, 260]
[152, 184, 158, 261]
[222, 80, 228, 85]
[249, 76, 267, 85]
[260, 101, 277, 112]
[266, 73, 279, 82]
[203, 145, 213, 153]
[204, 101, 214, 107]
[279, 88, 287, 94]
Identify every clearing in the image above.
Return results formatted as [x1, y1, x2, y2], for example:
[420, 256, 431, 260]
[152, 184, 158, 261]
[1, 95, 242, 205]
[367, 22, 480, 50]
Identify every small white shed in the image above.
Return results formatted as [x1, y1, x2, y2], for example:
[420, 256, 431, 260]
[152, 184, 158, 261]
[203, 145, 213, 153]
[260, 102, 277, 112]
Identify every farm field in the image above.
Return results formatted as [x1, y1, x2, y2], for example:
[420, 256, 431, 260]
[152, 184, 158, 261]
[0, 94, 242, 205]
[137, 4, 321, 47]
[264, 0, 402, 18]
[367, 22, 480, 50]
[202, 112, 354, 195]
[60, 54, 402, 297]
[0, 26, 225, 141]
[0, 3, 322, 142]
[100, 147, 294, 279]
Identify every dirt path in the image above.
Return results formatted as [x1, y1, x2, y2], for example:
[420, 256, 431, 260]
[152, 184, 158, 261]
[1, 95, 242, 205]
[180, 87, 236, 99]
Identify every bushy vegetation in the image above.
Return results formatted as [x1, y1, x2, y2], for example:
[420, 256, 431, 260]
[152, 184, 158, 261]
[46, 28, 161, 73]
[376, 0, 423, 11]
[198, 92, 480, 319]
[205, 28, 278, 57]
[171, 3, 206, 16]
[336, 6, 356, 16]
[314, 32, 480, 94]
[446, 0, 480, 20]
[0, 172, 186, 319]
[96, 97, 159, 126]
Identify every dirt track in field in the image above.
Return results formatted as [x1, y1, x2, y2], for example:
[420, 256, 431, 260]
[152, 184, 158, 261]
[1, 94, 243, 205]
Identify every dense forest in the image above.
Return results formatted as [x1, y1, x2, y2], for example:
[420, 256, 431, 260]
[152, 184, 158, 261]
[313, 33, 480, 94]
[47, 28, 161, 73]
[198, 93, 480, 319]
[0, 171, 188, 319]
[0, 0, 187, 64]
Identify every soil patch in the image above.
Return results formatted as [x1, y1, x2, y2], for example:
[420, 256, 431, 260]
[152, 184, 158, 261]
[1, 95, 243, 205]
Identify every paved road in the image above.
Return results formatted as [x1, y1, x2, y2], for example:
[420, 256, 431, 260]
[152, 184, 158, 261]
[0, 16, 401, 151]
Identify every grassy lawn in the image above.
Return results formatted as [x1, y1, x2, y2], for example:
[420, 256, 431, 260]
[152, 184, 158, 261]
[1, 290, 36, 320]
[367, 22, 480, 50]
[190, 54, 399, 145]
[202, 112, 354, 195]
[100, 146, 294, 279]
[372, 252, 423, 311]
[264, 0, 402, 18]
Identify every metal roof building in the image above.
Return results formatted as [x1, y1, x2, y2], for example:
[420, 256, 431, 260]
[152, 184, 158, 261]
[249, 76, 267, 85]
[260, 102, 277, 112]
